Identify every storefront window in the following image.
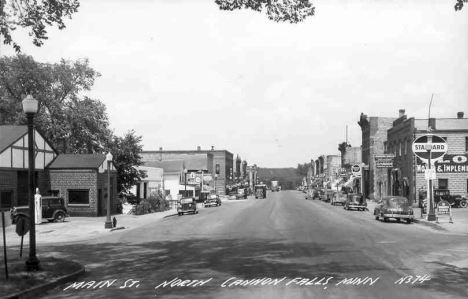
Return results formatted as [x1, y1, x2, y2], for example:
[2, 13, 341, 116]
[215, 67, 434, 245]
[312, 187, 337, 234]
[68, 190, 90, 205]
[0, 191, 13, 209]
[438, 179, 448, 190]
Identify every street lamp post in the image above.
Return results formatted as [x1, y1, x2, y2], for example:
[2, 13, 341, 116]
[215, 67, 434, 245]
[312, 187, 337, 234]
[215, 174, 218, 193]
[184, 168, 188, 197]
[104, 152, 113, 229]
[23, 95, 40, 271]
[425, 144, 436, 221]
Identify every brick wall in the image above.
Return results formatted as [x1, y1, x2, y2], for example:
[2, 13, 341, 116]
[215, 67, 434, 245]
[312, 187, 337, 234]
[49, 169, 98, 217]
[415, 133, 468, 197]
[0, 170, 17, 207]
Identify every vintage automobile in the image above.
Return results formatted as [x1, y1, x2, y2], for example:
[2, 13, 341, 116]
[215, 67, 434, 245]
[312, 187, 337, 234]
[434, 189, 466, 208]
[236, 188, 248, 200]
[331, 191, 347, 206]
[177, 197, 199, 216]
[305, 189, 316, 200]
[205, 192, 222, 207]
[344, 193, 367, 211]
[11, 196, 69, 224]
[374, 196, 414, 223]
[312, 189, 322, 200]
[255, 184, 267, 199]
[323, 189, 336, 203]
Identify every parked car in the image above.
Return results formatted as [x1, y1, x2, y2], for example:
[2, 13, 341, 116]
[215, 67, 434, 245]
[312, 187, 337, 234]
[331, 191, 347, 206]
[305, 189, 314, 200]
[11, 196, 69, 224]
[323, 189, 336, 203]
[374, 196, 414, 223]
[205, 192, 222, 207]
[419, 189, 467, 208]
[177, 197, 198, 216]
[344, 193, 367, 211]
[312, 189, 322, 200]
[236, 188, 248, 200]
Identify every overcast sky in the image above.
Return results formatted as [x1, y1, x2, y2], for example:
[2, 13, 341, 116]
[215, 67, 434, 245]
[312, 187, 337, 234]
[1, 0, 467, 168]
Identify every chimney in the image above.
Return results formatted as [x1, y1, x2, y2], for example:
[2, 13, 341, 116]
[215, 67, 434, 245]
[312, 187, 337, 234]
[457, 112, 464, 119]
[211, 146, 214, 150]
[197, 146, 201, 151]
[399, 109, 405, 118]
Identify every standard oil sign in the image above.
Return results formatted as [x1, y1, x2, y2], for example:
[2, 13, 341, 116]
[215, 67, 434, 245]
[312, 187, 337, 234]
[412, 135, 448, 161]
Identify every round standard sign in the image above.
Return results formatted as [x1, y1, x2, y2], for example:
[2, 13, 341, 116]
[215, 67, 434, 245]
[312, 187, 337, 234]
[412, 134, 448, 161]
[351, 164, 361, 177]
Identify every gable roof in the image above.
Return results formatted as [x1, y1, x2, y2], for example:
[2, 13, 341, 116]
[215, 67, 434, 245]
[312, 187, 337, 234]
[0, 126, 27, 154]
[143, 160, 183, 173]
[47, 154, 107, 169]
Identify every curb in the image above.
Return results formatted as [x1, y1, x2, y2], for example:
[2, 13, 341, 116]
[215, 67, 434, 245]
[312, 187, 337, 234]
[1, 260, 85, 299]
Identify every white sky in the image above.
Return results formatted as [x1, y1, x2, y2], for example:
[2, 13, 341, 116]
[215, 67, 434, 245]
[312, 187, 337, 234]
[1, 0, 467, 167]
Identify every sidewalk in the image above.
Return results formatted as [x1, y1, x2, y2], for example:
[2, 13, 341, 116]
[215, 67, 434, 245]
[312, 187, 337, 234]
[366, 200, 468, 235]
[1, 208, 178, 247]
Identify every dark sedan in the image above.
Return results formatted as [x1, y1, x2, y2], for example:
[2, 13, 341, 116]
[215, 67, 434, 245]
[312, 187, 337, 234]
[374, 196, 414, 223]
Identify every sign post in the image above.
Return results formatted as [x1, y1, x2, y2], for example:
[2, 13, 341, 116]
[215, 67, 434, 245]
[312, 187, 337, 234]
[412, 134, 448, 221]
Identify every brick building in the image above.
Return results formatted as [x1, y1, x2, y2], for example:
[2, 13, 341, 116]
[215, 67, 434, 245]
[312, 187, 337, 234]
[47, 154, 118, 217]
[414, 112, 468, 199]
[0, 126, 117, 217]
[141, 147, 233, 194]
[386, 111, 468, 206]
[358, 113, 396, 199]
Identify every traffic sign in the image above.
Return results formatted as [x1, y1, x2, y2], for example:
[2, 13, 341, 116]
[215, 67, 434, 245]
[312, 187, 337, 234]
[412, 135, 447, 161]
[424, 168, 436, 180]
[16, 217, 30, 236]
[351, 164, 361, 177]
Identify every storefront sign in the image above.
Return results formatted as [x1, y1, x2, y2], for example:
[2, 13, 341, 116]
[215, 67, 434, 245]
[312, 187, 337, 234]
[417, 155, 468, 173]
[374, 154, 394, 168]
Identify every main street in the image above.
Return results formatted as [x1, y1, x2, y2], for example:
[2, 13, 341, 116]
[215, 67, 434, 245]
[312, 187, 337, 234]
[40, 191, 466, 299]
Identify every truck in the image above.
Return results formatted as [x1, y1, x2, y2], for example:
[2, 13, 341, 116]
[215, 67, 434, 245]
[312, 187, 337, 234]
[271, 181, 280, 192]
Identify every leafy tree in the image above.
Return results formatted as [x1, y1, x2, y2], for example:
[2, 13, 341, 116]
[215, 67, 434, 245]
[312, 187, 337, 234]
[455, 0, 464, 11]
[215, 0, 315, 23]
[0, 54, 108, 153]
[296, 162, 312, 177]
[108, 130, 147, 194]
[0, 0, 80, 52]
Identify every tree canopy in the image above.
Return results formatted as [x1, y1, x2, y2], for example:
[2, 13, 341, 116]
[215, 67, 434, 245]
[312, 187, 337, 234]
[0, 54, 147, 194]
[107, 130, 147, 194]
[215, 0, 315, 23]
[0, 0, 80, 52]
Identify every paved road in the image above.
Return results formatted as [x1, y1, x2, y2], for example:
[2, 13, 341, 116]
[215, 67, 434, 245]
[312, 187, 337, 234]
[37, 191, 466, 299]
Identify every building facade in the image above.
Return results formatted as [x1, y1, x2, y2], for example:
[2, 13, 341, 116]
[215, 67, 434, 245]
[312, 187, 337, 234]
[358, 112, 396, 200]
[141, 147, 233, 194]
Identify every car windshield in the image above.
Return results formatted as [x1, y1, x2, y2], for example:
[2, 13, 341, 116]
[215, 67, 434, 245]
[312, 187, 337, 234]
[389, 197, 407, 205]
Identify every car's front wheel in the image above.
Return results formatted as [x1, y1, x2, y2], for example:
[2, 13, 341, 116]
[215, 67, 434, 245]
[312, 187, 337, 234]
[459, 200, 467, 208]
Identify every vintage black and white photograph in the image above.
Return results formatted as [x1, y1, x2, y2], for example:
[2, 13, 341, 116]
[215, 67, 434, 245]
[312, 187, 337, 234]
[1, 0, 467, 298]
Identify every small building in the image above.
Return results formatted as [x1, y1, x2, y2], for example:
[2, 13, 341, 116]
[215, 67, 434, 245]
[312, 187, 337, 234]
[132, 166, 164, 199]
[47, 154, 117, 217]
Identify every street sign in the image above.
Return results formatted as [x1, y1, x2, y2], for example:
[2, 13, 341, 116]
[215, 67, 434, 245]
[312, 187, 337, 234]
[15, 217, 30, 236]
[351, 164, 361, 177]
[424, 168, 436, 180]
[412, 135, 448, 161]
